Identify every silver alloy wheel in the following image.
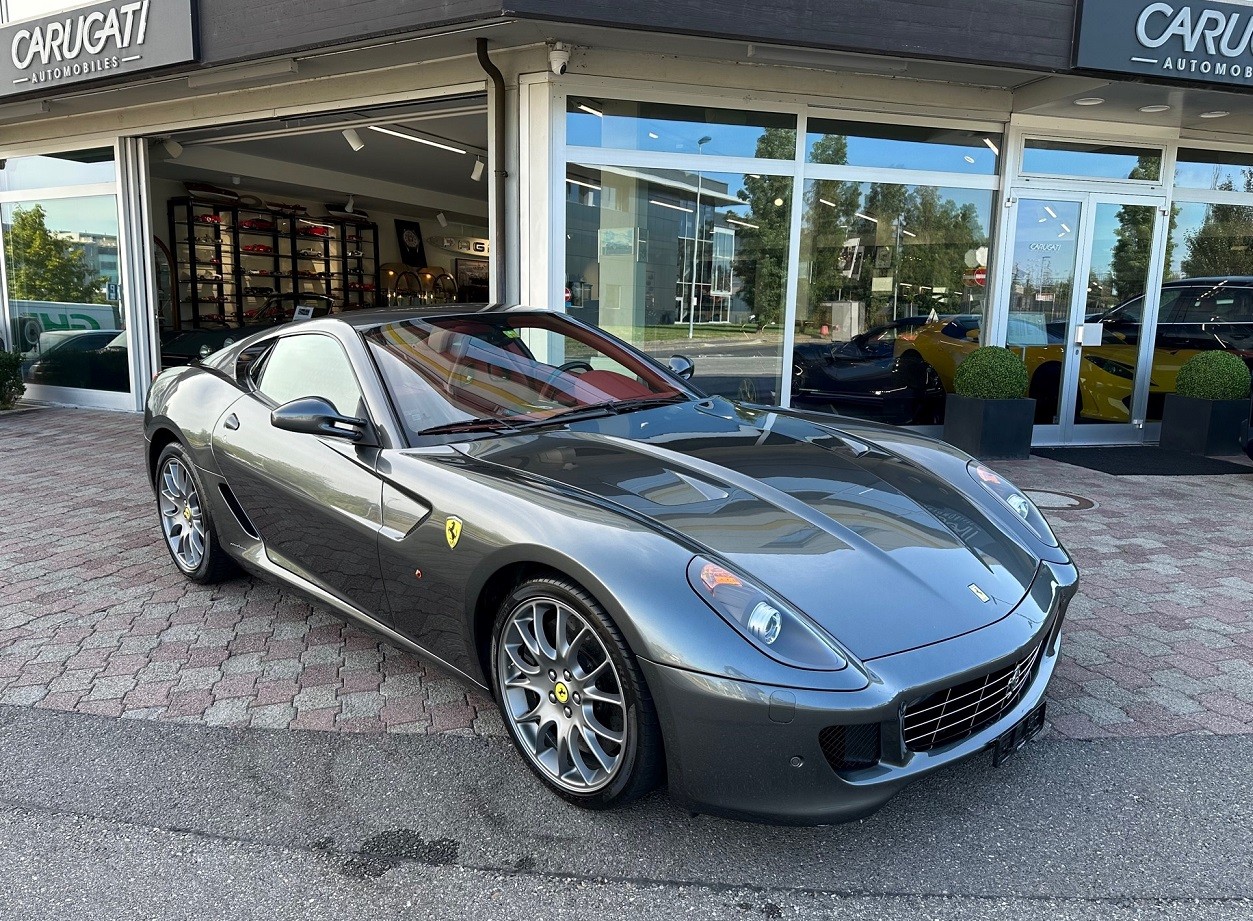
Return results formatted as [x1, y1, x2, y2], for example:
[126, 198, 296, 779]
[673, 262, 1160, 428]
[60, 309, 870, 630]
[497, 596, 628, 793]
[158, 457, 206, 572]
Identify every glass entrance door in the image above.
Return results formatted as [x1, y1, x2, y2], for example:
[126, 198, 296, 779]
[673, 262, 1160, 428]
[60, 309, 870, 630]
[1001, 193, 1166, 444]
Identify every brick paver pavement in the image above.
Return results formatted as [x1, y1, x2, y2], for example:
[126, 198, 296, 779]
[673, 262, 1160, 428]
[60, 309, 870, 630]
[1, 406, 1251, 741]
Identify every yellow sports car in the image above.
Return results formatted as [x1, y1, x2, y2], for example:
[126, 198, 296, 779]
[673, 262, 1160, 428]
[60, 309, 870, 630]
[896, 316, 1193, 423]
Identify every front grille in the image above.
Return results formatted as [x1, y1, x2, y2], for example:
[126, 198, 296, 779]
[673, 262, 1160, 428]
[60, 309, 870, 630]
[818, 723, 881, 772]
[902, 644, 1043, 752]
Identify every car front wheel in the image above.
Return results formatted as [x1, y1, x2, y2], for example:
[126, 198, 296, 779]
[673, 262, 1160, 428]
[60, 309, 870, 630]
[154, 442, 237, 584]
[491, 577, 663, 809]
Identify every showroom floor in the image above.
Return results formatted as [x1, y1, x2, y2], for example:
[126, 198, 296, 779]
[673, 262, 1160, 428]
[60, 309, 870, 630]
[1, 406, 1251, 742]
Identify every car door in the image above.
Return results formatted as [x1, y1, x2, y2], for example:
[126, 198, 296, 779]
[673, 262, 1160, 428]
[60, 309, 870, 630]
[211, 331, 392, 621]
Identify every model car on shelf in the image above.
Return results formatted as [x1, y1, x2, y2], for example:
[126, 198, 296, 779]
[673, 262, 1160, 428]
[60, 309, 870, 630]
[143, 303, 1077, 825]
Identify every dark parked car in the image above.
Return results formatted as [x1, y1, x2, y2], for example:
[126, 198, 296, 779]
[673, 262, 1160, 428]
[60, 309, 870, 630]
[160, 293, 336, 367]
[23, 329, 130, 391]
[1091, 277, 1253, 358]
[791, 317, 944, 424]
[144, 305, 1076, 824]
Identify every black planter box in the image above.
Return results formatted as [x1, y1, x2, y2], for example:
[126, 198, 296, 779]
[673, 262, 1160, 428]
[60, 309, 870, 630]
[942, 395, 1036, 460]
[1159, 394, 1248, 456]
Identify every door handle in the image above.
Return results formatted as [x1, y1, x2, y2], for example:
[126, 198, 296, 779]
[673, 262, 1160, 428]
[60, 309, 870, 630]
[224, 413, 240, 431]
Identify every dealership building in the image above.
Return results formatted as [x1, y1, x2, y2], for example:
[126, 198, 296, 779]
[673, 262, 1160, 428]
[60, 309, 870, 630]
[2, 0, 1253, 446]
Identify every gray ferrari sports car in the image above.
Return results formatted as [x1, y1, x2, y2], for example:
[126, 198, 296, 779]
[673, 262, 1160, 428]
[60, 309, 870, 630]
[143, 304, 1077, 825]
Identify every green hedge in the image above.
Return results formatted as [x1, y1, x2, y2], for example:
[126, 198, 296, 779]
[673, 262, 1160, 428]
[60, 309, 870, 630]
[0, 351, 24, 410]
[953, 346, 1030, 400]
[1175, 351, 1252, 402]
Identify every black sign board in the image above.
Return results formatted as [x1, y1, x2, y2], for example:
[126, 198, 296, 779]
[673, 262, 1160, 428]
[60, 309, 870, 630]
[1, 0, 197, 99]
[1076, 0, 1253, 88]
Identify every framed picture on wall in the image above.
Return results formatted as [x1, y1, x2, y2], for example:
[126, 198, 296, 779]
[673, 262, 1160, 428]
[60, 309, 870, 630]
[455, 258, 490, 289]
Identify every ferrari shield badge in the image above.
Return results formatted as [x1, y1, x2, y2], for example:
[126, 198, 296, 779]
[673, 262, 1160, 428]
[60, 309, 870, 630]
[968, 583, 991, 603]
[445, 517, 464, 549]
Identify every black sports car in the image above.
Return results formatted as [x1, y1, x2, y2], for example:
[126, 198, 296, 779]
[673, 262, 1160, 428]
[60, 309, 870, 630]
[792, 318, 945, 424]
[144, 305, 1077, 824]
[160, 293, 337, 367]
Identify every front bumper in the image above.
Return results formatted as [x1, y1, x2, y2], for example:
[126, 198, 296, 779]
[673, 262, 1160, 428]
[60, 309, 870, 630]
[642, 558, 1078, 825]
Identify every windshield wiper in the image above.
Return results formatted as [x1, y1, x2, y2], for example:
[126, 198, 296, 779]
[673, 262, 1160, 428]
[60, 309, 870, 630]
[519, 393, 690, 428]
[416, 417, 523, 436]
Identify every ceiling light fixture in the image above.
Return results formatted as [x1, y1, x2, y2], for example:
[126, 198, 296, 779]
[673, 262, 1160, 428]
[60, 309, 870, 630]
[437, 212, 449, 228]
[818, 198, 839, 208]
[726, 217, 760, 229]
[162, 138, 184, 159]
[855, 211, 879, 223]
[342, 128, 365, 152]
[1044, 206, 1058, 219]
[1060, 224, 1072, 233]
[1199, 110, 1230, 118]
[368, 124, 467, 154]
[345, 194, 355, 213]
[1074, 97, 1106, 106]
[577, 103, 603, 117]
[1139, 104, 1171, 113]
[901, 229, 917, 238]
[964, 155, 976, 164]
[566, 178, 602, 191]
[471, 157, 485, 181]
[648, 131, 659, 139]
[984, 138, 1000, 156]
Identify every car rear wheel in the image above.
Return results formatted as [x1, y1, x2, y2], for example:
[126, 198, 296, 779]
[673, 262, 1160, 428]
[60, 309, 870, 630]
[155, 442, 237, 584]
[491, 577, 663, 809]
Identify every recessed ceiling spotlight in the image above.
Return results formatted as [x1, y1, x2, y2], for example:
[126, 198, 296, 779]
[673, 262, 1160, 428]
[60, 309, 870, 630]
[1199, 110, 1230, 118]
[1074, 97, 1106, 106]
[161, 138, 184, 158]
[471, 157, 485, 181]
[1139, 104, 1171, 113]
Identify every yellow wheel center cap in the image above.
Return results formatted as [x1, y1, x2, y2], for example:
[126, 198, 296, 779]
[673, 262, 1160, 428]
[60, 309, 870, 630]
[183, 506, 192, 521]
[554, 682, 569, 704]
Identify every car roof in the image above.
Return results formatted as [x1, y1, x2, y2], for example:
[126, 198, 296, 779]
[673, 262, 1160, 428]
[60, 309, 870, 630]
[1164, 277, 1253, 287]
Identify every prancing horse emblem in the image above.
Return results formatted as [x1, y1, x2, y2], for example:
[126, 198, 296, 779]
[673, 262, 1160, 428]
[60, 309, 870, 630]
[445, 517, 464, 549]
[968, 583, 990, 603]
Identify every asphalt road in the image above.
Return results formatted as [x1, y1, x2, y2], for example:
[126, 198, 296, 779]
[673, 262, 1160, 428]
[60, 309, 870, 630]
[0, 705, 1248, 920]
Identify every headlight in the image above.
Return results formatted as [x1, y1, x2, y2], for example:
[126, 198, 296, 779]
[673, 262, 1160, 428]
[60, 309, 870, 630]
[967, 461, 1057, 547]
[686, 557, 847, 671]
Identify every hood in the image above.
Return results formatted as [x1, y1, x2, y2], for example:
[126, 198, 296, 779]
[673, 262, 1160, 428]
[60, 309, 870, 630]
[461, 400, 1041, 660]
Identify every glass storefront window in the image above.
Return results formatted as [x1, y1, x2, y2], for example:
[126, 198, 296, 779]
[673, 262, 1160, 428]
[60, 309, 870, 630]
[806, 119, 1000, 175]
[0, 149, 116, 193]
[1174, 148, 1253, 192]
[3, 193, 127, 393]
[566, 98, 797, 160]
[566, 163, 791, 403]
[793, 180, 995, 424]
[1021, 139, 1162, 182]
[1150, 200, 1253, 417]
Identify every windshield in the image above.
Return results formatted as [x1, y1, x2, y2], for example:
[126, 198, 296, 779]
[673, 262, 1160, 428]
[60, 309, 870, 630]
[363, 313, 690, 442]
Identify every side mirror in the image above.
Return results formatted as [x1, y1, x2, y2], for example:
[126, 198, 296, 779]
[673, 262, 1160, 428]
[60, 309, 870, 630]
[668, 354, 695, 381]
[271, 397, 372, 443]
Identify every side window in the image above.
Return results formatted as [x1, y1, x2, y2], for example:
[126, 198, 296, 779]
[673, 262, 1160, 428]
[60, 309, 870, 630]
[256, 334, 364, 416]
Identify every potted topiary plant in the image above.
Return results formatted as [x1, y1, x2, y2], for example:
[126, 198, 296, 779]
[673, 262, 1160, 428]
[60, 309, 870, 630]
[942, 346, 1035, 459]
[1159, 351, 1251, 456]
[0, 350, 25, 411]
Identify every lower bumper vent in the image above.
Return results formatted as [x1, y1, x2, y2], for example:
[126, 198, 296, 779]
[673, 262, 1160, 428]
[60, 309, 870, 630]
[819, 723, 881, 772]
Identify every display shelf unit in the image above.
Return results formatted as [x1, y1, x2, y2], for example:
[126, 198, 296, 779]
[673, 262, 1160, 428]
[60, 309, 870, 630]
[168, 197, 381, 329]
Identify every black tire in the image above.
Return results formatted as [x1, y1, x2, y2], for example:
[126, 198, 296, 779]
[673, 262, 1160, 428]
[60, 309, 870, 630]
[153, 442, 238, 584]
[490, 576, 664, 809]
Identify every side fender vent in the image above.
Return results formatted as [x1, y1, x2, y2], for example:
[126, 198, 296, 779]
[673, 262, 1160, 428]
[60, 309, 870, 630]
[218, 484, 260, 539]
